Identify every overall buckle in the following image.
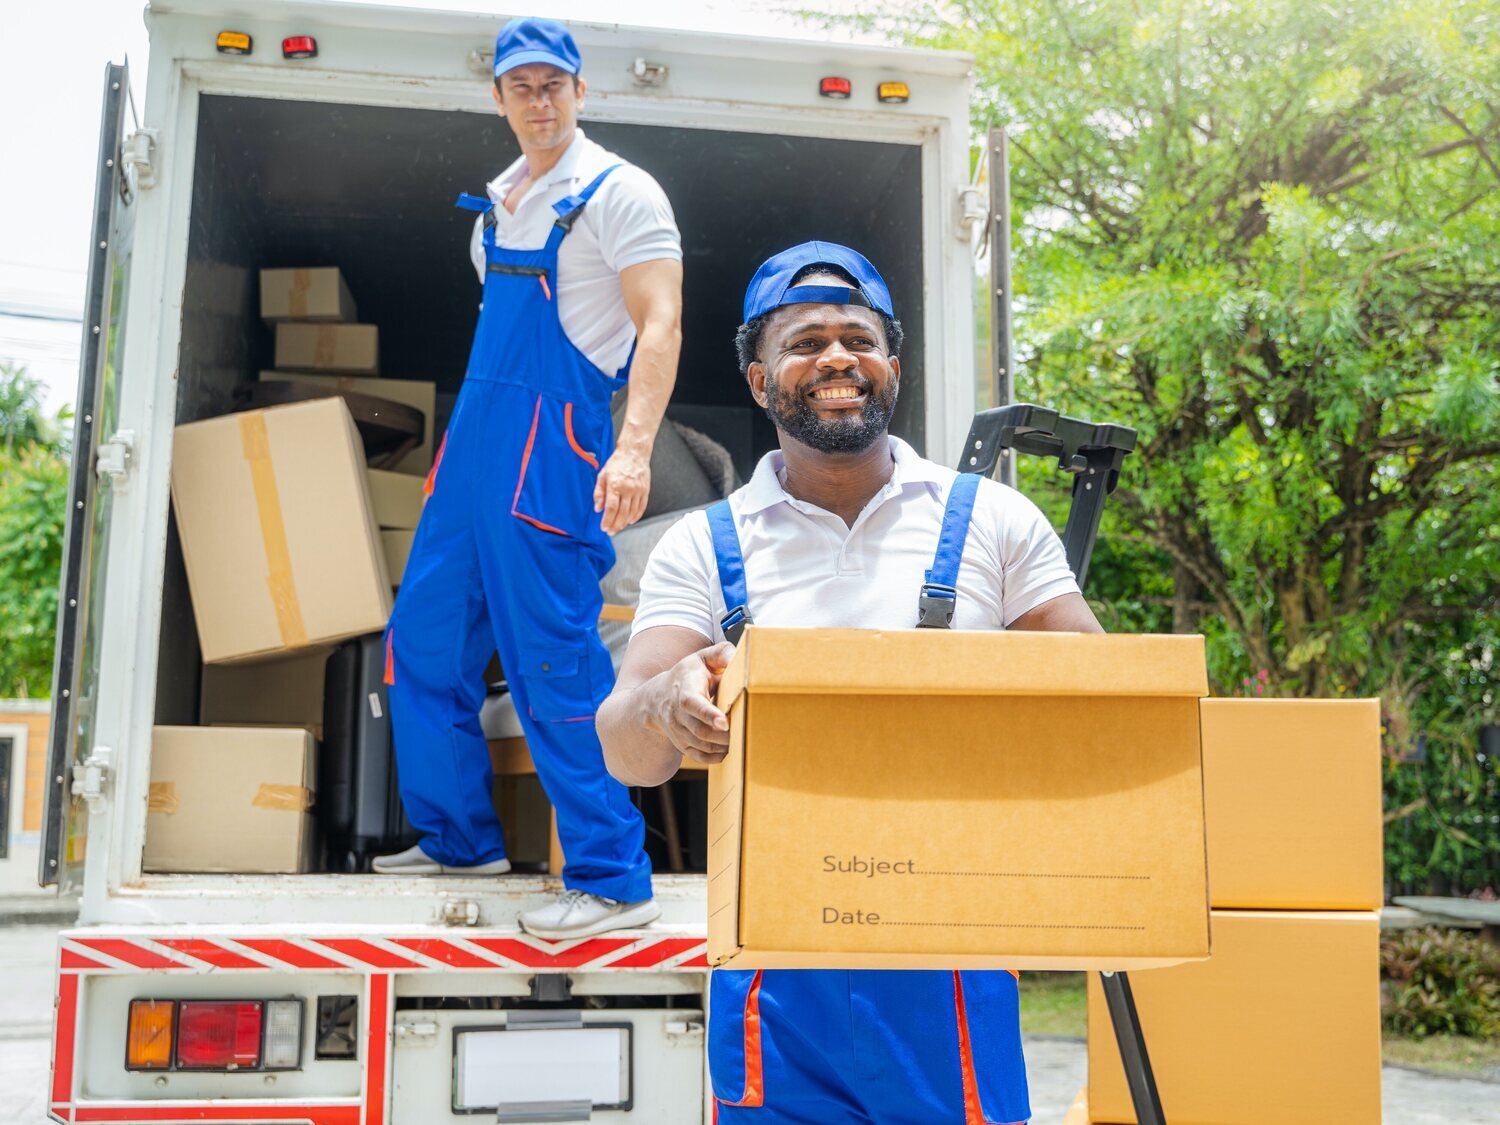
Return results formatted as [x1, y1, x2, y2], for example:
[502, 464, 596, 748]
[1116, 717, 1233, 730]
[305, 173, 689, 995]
[916, 584, 957, 629]
[720, 605, 752, 646]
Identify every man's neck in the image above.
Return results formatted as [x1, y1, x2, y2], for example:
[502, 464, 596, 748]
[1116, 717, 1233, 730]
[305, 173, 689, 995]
[517, 128, 576, 185]
[777, 434, 894, 528]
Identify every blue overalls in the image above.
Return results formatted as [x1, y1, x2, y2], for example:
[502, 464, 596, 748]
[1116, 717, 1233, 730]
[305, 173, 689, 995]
[706, 473, 1030, 1125]
[384, 167, 651, 902]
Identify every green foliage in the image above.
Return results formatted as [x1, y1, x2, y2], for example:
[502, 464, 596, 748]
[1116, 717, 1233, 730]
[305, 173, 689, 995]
[854, 0, 1500, 891]
[1381, 927, 1500, 1039]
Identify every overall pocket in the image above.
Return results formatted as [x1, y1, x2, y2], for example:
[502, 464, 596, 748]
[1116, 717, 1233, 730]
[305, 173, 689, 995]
[708, 969, 766, 1107]
[511, 394, 607, 540]
[516, 646, 598, 723]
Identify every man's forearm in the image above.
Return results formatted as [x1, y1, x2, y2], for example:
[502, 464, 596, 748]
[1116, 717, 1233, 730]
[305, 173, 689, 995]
[616, 315, 680, 455]
[598, 675, 683, 788]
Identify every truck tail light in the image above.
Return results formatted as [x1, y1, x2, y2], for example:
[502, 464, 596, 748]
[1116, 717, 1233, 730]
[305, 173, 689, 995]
[263, 1000, 304, 1069]
[283, 36, 319, 60]
[176, 1001, 263, 1070]
[216, 31, 253, 55]
[127, 1000, 175, 1069]
[819, 77, 852, 99]
[877, 82, 910, 104]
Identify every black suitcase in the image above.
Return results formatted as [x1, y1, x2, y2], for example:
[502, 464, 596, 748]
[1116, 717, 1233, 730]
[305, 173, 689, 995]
[320, 632, 417, 871]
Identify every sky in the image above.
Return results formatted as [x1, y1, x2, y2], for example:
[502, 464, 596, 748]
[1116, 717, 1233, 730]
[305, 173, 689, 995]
[0, 0, 873, 414]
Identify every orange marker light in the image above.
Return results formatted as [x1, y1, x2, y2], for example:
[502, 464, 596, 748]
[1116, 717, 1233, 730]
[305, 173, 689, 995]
[877, 82, 910, 104]
[216, 31, 253, 55]
[127, 999, 175, 1070]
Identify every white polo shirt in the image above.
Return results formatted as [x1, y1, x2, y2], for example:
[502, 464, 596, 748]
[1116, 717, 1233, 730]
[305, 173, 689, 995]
[631, 437, 1081, 642]
[471, 129, 681, 376]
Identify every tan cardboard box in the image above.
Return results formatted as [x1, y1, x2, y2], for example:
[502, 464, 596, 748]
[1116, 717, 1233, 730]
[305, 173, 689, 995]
[1063, 1089, 1090, 1125]
[1086, 910, 1382, 1124]
[1201, 698, 1382, 909]
[144, 726, 317, 874]
[381, 529, 414, 587]
[200, 649, 329, 737]
[171, 398, 393, 664]
[367, 468, 425, 529]
[708, 628, 1211, 971]
[261, 372, 435, 477]
[274, 323, 379, 374]
[259, 267, 356, 323]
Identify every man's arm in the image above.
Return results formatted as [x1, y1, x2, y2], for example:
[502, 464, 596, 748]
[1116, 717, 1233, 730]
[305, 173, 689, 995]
[597, 625, 736, 788]
[594, 258, 683, 534]
[1009, 591, 1104, 633]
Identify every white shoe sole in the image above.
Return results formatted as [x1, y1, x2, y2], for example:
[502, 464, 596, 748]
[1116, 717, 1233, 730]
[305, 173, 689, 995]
[520, 899, 662, 940]
[370, 858, 512, 876]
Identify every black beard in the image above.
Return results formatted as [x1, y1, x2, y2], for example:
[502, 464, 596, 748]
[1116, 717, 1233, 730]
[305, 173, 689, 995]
[762, 372, 898, 454]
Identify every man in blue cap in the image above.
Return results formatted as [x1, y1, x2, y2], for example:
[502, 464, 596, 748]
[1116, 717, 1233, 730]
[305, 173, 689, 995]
[597, 243, 1102, 1121]
[375, 17, 682, 942]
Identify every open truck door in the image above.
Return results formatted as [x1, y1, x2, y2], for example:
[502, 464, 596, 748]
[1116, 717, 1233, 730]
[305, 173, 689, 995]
[40, 61, 138, 889]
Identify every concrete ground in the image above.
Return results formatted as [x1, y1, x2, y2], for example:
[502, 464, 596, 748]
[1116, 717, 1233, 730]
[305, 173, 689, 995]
[0, 922, 1494, 1124]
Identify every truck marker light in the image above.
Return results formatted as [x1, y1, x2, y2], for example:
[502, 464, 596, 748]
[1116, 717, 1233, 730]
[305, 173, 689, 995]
[126, 999, 175, 1069]
[176, 1000, 263, 1070]
[263, 999, 304, 1069]
[282, 35, 319, 60]
[877, 82, 910, 104]
[819, 77, 852, 99]
[215, 31, 252, 55]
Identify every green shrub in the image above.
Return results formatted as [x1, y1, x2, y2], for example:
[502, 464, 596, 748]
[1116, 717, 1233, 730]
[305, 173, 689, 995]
[1381, 927, 1500, 1039]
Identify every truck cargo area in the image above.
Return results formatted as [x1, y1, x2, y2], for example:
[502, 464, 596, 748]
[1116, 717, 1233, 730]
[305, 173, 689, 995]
[149, 92, 926, 883]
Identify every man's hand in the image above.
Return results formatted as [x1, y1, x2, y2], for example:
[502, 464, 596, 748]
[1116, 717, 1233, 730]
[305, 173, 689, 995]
[644, 642, 736, 765]
[594, 443, 651, 534]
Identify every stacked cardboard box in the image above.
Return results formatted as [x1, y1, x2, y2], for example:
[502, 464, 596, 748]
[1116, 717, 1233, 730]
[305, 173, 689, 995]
[1085, 699, 1383, 1123]
[366, 468, 423, 589]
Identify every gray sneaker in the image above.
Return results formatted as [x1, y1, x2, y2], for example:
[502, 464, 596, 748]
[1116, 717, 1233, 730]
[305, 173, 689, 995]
[519, 889, 661, 939]
[369, 843, 512, 876]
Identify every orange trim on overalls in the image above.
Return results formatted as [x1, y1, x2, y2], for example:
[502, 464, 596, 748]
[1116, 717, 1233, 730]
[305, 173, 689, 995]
[953, 970, 989, 1125]
[423, 433, 448, 499]
[563, 403, 599, 469]
[511, 397, 571, 538]
[720, 969, 766, 1108]
[383, 630, 395, 686]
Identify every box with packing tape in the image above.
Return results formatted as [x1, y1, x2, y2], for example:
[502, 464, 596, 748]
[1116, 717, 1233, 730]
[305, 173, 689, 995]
[261, 372, 435, 477]
[171, 397, 392, 664]
[259, 267, 357, 323]
[200, 648, 330, 737]
[1201, 698, 1382, 909]
[144, 726, 317, 874]
[1086, 909, 1382, 1124]
[707, 628, 1211, 971]
[273, 323, 379, 374]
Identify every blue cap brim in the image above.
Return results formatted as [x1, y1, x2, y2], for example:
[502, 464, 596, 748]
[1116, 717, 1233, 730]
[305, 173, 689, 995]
[495, 49, 579, 76]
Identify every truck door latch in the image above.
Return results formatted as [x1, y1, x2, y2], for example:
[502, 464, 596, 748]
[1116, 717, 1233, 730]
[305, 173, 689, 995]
[440, 899, 481, 926]
[123, 130, 159, 190]
[631, 57, 668, 86]
[71, 745, 114, 813]
[96, 430, 136, 491]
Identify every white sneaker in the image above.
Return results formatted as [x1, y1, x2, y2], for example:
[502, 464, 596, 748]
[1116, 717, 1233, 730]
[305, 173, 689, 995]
[369, 843, 512, 876]
[519, 889, 661, 939]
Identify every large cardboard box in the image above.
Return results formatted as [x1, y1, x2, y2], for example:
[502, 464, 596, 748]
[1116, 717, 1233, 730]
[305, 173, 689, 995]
[274, 323, 379, 374]
[1086, 910, 1382, 1124]
[381, 529, 414, 587]
[171, 398, 393, 664]
[708, 628, 1211, 971]
[261, 372, 435, 477]
[367, 468, 424, 529]
[144, 726, 317, 874]
[260, 267, 356, 323]
[1201, 698, 1382, 909]
[199, 649, 329, 737]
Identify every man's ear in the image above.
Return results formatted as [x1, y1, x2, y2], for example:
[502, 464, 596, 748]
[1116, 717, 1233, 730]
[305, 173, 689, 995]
[747, 361, 769, 408]
[889, 355, 901, 389]
[576, 76, 587, 110]
[491, 83, 505, 117]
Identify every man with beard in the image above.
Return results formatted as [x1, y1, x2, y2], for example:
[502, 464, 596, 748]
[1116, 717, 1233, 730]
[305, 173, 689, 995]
[596, 242, 1102, 1123]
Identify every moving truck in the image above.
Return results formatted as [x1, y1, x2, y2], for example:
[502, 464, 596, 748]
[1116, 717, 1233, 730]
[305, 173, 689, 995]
[41, 1, 979, 1119]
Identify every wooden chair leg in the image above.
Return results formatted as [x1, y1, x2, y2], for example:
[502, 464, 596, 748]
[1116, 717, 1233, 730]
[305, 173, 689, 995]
[658, 780, 684, 874]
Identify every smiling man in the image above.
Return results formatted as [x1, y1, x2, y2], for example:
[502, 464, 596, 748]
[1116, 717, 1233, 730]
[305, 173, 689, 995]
[376, 17, 682, 942]
[597, 242, 1101, 1122]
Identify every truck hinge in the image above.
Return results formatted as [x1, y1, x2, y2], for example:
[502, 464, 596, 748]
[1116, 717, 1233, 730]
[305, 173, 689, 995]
[123, 129, 159, 190]
[631, 57, 669, 86]
[394, 1017, 441, 1046]
[440, 898, 481, 926]
[71, 745, 115, 813]
[95, 430, 136, 492]
[957, 185, 987, 242]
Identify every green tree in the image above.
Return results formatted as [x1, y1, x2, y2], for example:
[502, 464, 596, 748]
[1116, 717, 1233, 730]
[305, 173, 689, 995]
[863, 0, 1499, 888]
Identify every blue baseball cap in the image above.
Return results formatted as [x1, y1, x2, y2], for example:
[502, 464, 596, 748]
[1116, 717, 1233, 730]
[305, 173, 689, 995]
[742, 241, 894, 323]
[493, 18, 582, 78]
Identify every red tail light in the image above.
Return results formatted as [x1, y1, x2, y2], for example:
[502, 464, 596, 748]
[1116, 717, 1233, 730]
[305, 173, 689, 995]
[282, 35, 319, 60]
[819, 76, 852, 99]
[176, 1001, 263, 1070]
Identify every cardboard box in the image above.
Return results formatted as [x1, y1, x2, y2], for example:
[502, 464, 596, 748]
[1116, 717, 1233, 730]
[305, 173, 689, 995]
[367, 468, 425, 529]
[200, 649, 329, 737]
[144, 726, 317, 874]
[261, 372, 435, 477]
[1086, 910, 1382, 1124]
[381, 529, 414, 587]
[259, 267, 356, 323]
[1201, 698, 1382, 910]
[171, 398, 393, 664]
[1063, 1089, 1090, 1125]
[708, 628, 1211, 971]
[274, 323, 379, 374]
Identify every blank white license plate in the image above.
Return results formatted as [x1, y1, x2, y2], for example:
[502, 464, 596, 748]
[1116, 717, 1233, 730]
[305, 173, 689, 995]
[453, 1023, 632, 1113]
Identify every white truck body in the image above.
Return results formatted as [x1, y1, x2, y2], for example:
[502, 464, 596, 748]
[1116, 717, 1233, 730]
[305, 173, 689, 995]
[42, 2, 976, 1119]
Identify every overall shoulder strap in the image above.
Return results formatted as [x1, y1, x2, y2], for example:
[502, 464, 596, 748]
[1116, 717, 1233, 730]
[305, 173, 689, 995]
[917, 472, 982, 629]
[456, 191, 499, 249]
[706, 500, 753, 645]
[551, 164, 624, 235]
